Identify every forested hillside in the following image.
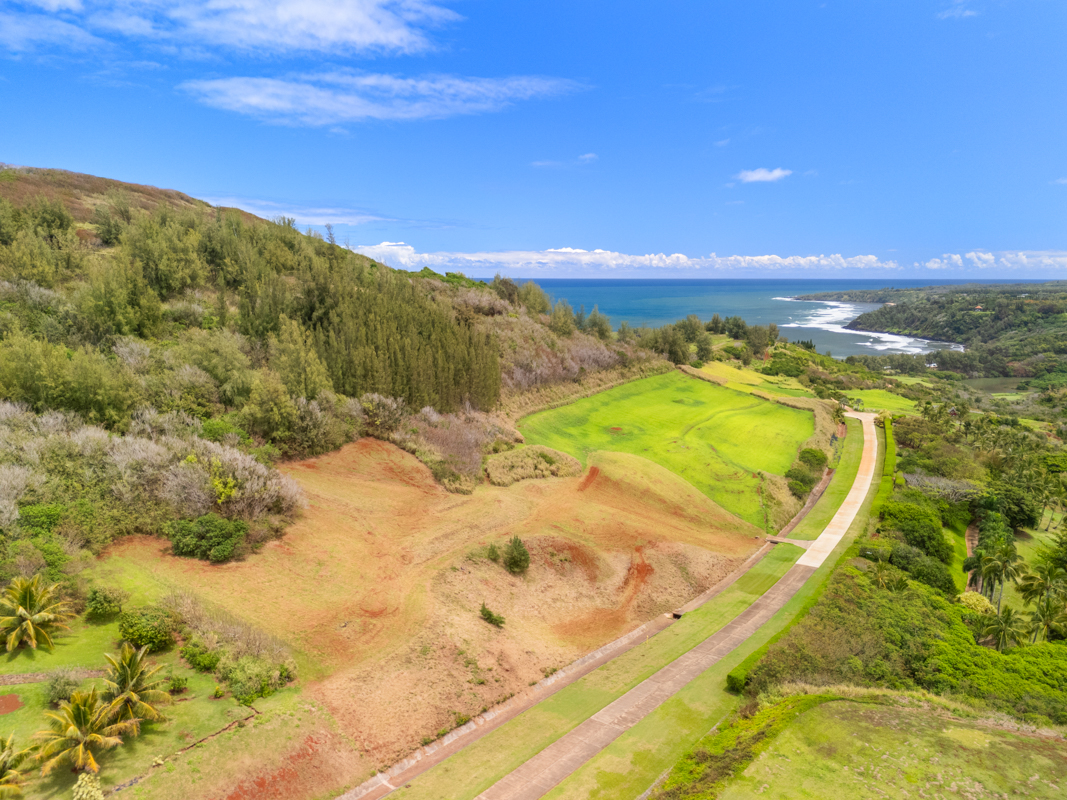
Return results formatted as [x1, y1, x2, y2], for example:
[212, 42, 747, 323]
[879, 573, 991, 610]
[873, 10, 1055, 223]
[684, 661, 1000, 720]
[799, 283, 1067, 380]
[0, 165, 667, 583]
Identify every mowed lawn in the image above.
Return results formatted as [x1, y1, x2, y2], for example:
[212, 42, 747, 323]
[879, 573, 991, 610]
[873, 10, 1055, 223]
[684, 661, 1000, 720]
[520, 372, 813, 528]
[717, 700, 1067, 799]
[846, 389, 917, 414]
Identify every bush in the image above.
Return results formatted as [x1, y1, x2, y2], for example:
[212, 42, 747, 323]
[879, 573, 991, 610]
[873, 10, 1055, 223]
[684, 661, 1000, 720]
[46, 667, 80, 705]
[166, 513, 248, 563]
[168, 674, 188, 694]
[484, 446, 582, 487]
[480, 602, 505, 627]
[503, 536, 530, 575]
[180, 639, 222, 672]
[486, 543, 500, 562]
[85, 586, 129, 618]
[73, 773, 104, 800]
[218, 654, 285, 704]
[119, 606, 174, 652]
[959, 591, 995, 615]
[798, 448, 828, 470]
[881, 494, 952, 563]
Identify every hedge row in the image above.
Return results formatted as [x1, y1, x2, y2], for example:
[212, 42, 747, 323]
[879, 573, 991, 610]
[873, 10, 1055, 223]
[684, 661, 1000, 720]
[871, 417, 897, 515]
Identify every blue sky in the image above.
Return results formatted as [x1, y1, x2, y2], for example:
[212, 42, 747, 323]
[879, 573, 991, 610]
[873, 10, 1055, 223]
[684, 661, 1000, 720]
[1, 0, 1065, 278]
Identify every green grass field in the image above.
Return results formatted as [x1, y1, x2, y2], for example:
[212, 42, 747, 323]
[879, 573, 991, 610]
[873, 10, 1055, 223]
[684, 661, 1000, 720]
[717, 700, 1067, 799]
[963, 377, 1023, 393]
[540, 419, 882, 800]
[520, 372, 814, 528]
[845, 389, 917, 414]
[892, 376, 933, 387]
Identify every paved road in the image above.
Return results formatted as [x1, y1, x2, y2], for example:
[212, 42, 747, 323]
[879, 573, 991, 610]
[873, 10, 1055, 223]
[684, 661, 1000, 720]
[473, 411, 879, 800]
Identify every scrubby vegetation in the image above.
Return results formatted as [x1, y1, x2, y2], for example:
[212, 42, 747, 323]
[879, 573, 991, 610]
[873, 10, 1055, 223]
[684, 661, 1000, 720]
[483, 445, 581, 486]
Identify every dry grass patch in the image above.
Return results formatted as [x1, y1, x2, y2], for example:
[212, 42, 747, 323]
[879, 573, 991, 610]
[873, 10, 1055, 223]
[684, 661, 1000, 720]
[485, 446, 581, 486]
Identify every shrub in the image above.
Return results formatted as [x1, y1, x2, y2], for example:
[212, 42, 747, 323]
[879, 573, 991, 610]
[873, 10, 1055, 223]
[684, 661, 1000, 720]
[881, 495, 952, 563]
[166, 513, 248, 563]
[480, 602, 505, 627]
[168, 674, 188, 694]
[959, 591, 995, 615]
[118, 607, 174, 652]
[798, 448, 828, 470]
[486, 543, 500, 562]
[180, 640, 222, 672]
[73, 773, 104, 800]
[85, 586, 129, 618]
[503, 536, 530, 575]
[218, 654, 283, 704]
[46, 668, 80, 705]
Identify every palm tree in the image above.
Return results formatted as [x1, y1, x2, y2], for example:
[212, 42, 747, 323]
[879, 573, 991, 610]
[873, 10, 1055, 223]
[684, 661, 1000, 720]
[980, 606, 1028, 652]
[1017, 564, 1067, 606]
[870, 560, 892, 589]
[0, 576, 72, 652]
[996, 546, 1025, 613]
[34, 688, 135, 775]
[102, 643, 171, 734]
[1028, 597, 1067, 644]
[980, 555, 1002, 603]
[0, 734, 31, 798]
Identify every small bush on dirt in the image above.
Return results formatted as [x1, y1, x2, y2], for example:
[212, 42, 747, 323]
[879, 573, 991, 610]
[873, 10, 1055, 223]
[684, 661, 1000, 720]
[46, 667, 80, 705]
[168, 674, 188, 694]
[218, 654, 286, 704]
[166, 513, 248, 563]
[503, 536, 530, 575]
[85, 586, 129, 618]
[486, 543, 500, 562]
[119, 606, 174, 652]
[480, 602, 505, 627]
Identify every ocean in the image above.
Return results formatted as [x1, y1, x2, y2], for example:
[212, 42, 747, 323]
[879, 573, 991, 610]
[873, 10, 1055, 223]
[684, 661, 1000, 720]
[480, 278, 1005, 359]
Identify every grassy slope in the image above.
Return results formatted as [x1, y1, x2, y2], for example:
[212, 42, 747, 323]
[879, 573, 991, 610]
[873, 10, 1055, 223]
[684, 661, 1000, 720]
[847, 389, 917, 414]
[717, 700, 1067, 799]
[698, 362, 814, 399]
[785, 417, 864, 541]
[520, 372, 813, 528]
[540, 418, 879, 800]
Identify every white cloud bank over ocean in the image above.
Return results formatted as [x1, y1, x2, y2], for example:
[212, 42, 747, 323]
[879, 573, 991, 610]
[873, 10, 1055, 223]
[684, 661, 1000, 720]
[352, 242, 1067, 278]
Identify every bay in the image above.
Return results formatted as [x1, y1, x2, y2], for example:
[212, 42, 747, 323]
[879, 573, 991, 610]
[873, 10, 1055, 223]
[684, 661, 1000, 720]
[478, 278, 1010, 358]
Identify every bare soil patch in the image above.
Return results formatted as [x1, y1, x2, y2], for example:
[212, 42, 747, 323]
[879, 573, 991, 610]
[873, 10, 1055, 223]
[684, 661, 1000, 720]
[0, 694, 22, 714]
[106, 438, 760, 792]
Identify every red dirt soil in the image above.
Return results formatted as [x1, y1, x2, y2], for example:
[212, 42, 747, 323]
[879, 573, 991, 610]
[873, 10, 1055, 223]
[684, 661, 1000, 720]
[0, 694, 21, 714]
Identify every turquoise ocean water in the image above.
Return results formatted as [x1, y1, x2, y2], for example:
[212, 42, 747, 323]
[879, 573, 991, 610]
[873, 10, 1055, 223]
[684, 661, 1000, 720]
[483, 278, 1012, 359]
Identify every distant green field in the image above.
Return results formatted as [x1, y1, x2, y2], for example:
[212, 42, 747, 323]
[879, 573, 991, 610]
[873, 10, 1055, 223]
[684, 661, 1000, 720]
[520, 372, 814, 528]
[963, 377, 1024, 393]
[846, 389, 917, 414]
[717, 700, 1067, 799]
[892, 375, 933, 387]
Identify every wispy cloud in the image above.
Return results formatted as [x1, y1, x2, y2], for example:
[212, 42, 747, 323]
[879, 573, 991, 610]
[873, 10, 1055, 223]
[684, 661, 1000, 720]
[182, 71, 580, 125]
[924, 250, 1067, 272]
[4, 0, 458, 55]
[937, 1, 978, 20]
[0, 10, 102, 51]
[736, 167, 792, 183]
[714, 139, 730, 147]
[1053, 178, 1067, 185]
[532, 152, 598, 168]
[201, 196, 393, 226]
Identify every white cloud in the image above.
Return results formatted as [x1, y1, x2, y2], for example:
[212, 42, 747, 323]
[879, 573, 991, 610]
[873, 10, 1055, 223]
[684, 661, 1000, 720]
[578, 153, 598, 162]
[351, 242, 904, 276]
[201, 196, 391, 226]
[937, 2, 977, 19]
[1053, 178, 1067, 185]
[182, 72, 579, 125]
[714, 139, 730, 147]
[5, 0, 457, 54]
[351, 243, 1067, 277]
[736, 167, 792, 183]
[0, 11, 101, 51]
